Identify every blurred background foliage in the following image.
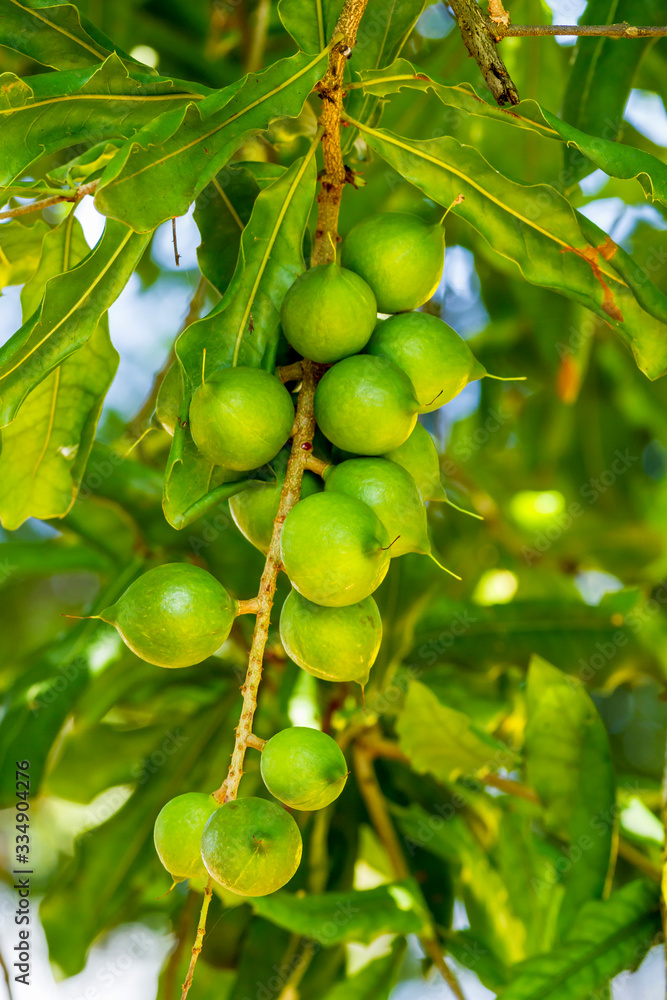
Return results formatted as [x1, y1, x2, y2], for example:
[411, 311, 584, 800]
[1, 0, 667, 997]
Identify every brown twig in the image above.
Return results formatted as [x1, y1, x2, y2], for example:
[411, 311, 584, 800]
[311, 0, 371, 264]
[172, 218, 181, 266]
[353, 737, 466, 1000]
[447, 0, 520, 106]
[180, 364, 322, 1000]
[0, 179, 99, 221]
[304, 454, 330, 477]
[164, 891, 197, 1000]
[498, 22, 667, 37]
[180, 879, 213, 1000]
[213, 360, 322, 804]
[615, 838, 661, 884]
[278, 361, 305, 383]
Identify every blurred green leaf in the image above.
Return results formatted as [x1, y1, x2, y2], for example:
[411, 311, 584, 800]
[350, 120, 667, 380]
[0, 213, 119, 529]
[397, 678, 512, 780]
[0, 0, 149, 71]
[411, 593, 662, 681]
[321, 937, 406, 999]
[561, 0, 661, 187]
[40, 701, 228, 975]
[0, 55, 208, 187]
[0, 216, 50, 289]
[393, 802, 528, 964]
[0, 218, 148, 426]
[95, 47, 330, 232]
[0, 560, 140, 807]
[525, 656, 616, 928]
[501, 880, 660, 999]
[251, 880, 431, 944]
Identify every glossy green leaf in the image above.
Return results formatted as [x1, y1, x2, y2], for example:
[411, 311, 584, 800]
[251, 880, 431, 944]
[501, 880, 660, 1000]
[0, 218, 149, 426]
[164, 151, 317, 528]
[525, 656, 616, 927]
[343, 1, 426, 131]
[0, 0, 147, 71]
[397, 679, 514, 780]
[162, 428, 254, 530]
[352, 59, 667, 206]
[349, 118, 667, 379]
[277, 0, 341, 53]
[321, 938, 406, 1000]
[95, 47, 330, 232]
[0, 55, 208, 187]
[0, 215, 50, 289]
[561, 0, 661, 187]
[194, 163, 285, 295]
[179, 151, 317, 379]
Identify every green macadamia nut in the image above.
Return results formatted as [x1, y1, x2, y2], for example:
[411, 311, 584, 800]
[189, 366, 295, 471]
[324, 457, 429, 557]
[280, 492, 390, 606]
[314, 354, 419, 455]
[279, 589, 381, 685]
[154, 792, 219, 881]
[383, 423, 447, 503]
[341, 212, 445, 313]
[366, 312, 486, 412]
[280, 263, 377, 363]
[201, 797, 302, 896]
[99, 563, 238, 668]
[261, 727, 348, 810]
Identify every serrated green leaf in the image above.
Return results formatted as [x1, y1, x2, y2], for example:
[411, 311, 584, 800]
[0, 0, 147, 71]
[0, 55, 208, 187]
[501, 880, 660, 1000]
[348, 118, 667, 379]
[95, 46, 330, 232]
[0, 215, 50, 288]
[163, 150, 317, 528]
[397, 679, 513, 780]
[0, 218, 148, 426]
[251, 880, 430, 944]
[351, 59, 667, 206]
[525, 656, 616, 928]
